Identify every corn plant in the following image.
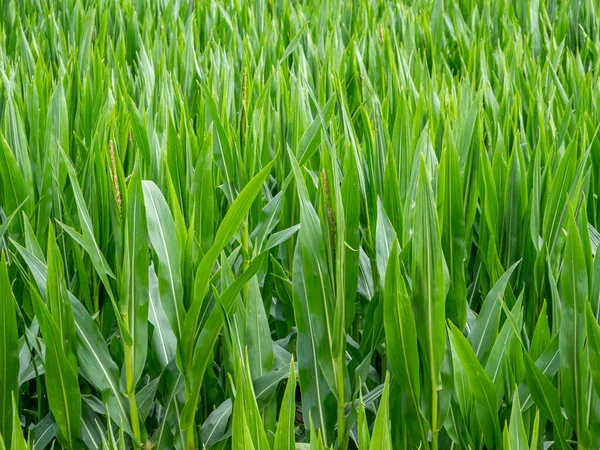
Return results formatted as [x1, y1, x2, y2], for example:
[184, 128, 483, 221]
[1, 0, 600, 448]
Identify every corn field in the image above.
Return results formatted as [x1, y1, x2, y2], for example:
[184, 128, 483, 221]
[1, 0, 600, 448]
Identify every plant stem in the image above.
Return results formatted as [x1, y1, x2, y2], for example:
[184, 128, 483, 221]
[186, 426, 196, 450]
[336, 357, 348, 450]
[124, 345, 141, 445]
[242, 220, 250, 271]
[432, 388, 439, 450]
[185, 389, 196, 450]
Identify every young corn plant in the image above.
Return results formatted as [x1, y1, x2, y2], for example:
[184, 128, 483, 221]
[2, 0, 600, 449]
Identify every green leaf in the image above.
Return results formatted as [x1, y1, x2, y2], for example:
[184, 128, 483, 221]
[522, 352, 569, 450]
[10, 394, 27, 450]
[413, 158, 446, 392]
[449, 322, 501, 450]
[147, 266, 177, 369]
[273, 359, 296, 450]
[181, 251, 269, 431]
[277, 24, 308, 67]
[383, 240, 428, 444]
[0, 255, 19, 449]
[58, 148, 131, 345]
[46, 223, 77, 366]
[437, 141, 467, 329]
[124, 95, 151, 164]
[508, 387, 528, 450]
[31, 288, 82, 449]
[246, 276, 274, 378]
[232, 365, 257, 450]
[122, 164, 149, 386]
[182, 157, 276, 376]
[241, 355, 271, 450]
[468, 261, 520, 366]
[586, 302, 600, 400]
[287, 149, 336, 443]
[192, 125, 215, 254]
[369, 374, 391, 450]
[357, 390, 370, 450]
[375, 200, 396, 288]
[0, 133, 30, 235]
[11, 241, 132, 436]
[142, 180, 184, 341]
[559, 207, 590, 445]
[485, 295, 523, 399]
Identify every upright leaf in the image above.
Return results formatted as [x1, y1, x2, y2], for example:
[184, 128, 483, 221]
[522, 352, 569, 450]
[383, 240, 427, 444]
[438, 142, 467, 329]
[449, 323, 501, 450]
[509, 387, 528, 450]
[122, 166, 149, 385]
[31, 289, 82, 449]
[559, 208, 590, 445]
[142, 181, 184, 341]
[0, 255, 18, 448]
[273, 359, 296, 450]
[287, 149, 336, 443]
[369, 374, 392, 450]
[412, 157, 445, 441]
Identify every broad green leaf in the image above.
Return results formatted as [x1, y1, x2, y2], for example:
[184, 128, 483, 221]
[10, 394, 27, 450]
[357, 391, 370, 450]
[383, 240, 428, 444]
[529, 301, 550, 361]
[287, 148, 336, 443]
[31, 288, 82, 449]
[413, 158, 446, 392]
[449, 322, 501, 450]
[508, 387, 528, 450]
[438, 142, 467, 329]
[124, 95, 151, 164]
[12, 242, 132, 436]
[232, 367, 257, 450]
[369, 374, 391, 450]
[518, 335, 560, 410]
[0, 134, 29, 235]
[341, 149, 360, 328]
[468, 261, 520, 366]
[58, 148, 131, 344]
[200, 399, 232, 448]
[181, 251, 269, 431]
[246, 276, 274, 378]
[277, 24, 308, 67]
[485, 295, 523, 398]
[586, 302, 600, 399]
[142, 180, 184, 341]
[0, 255, 19, 448]
[273, 359, 296, 450]
[375, 200, 395, 287]
[46, 223, 77, 366]
[192, 125, 215, 254]
[242, 356, 271, 450]
[147, 265, 177, 369]
[122, 164, 149, 387]
[182, 157, 276, 376]
[522, 352, 569, 450]
[559, 207, 590, 445]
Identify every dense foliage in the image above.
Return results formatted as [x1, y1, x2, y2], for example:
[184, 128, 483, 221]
[2, 0, 600, 448]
